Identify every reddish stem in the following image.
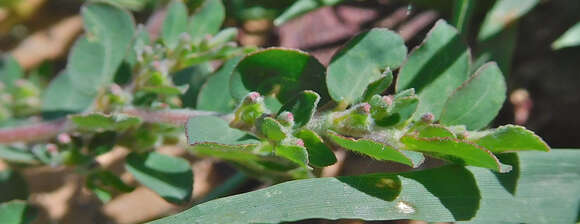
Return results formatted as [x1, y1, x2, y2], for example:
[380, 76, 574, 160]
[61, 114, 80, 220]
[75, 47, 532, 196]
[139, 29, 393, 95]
[0, 108, 226, 144]
[0, 119, 70, 143]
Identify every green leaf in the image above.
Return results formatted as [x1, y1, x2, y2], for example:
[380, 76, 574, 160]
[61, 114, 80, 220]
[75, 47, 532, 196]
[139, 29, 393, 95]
[277, 90, 320, 127]
[207, 27, 238, 48]
[192, 143, 263, 162]
[0, 169, 28, 203]
[327, 131, 414, 167]
[125, 151, 193, 204]
[43, 2, 135, 116]
[162, 0, 188, 49]
[274, 0, 343, 26]
[396, 19, 470, 120]
[0, 201, 37, 224]
[230, 48, 329, 105]
[0, 55, 23, 89]
[141, 85, 188, 95]
[472, 125, 550, 153]
[440, 62, 506, 130]
[71, 2, 135, 94]
[294, 129, 336, 167]
[70, 113, 141, 132]
[259, 117, 286, 142]
[149, 149, 580, 224]
[186, 115, 259, 145]
[172, 63, 213, 108]
[477, 0, 539, 42]
[414, 125, 455, 138]
[459, 149, 580, 223]
[401, 135, 506, 172]
[552, 22, 580, 50]
[0, 145, 38, 164]
[263, 95, 283, 112]
[450, 0, 474, 36]
[362, 70, 393, 102]
[42, 72, 95, 117]
[327, 28, 406, 104]
[275, 145, 309, 168]
[188, 0, 225, 42]
[197, 56, 242, 113]
[374, 94, 419, 127]
[88, 131, 117, 155]
[86, 170, 134, 202]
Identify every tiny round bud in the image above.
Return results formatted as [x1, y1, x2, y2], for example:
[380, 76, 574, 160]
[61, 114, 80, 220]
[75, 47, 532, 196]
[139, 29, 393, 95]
[296, 139, 305, 147]
[362, 103, 371, 113]
[143, 46, 154, 55]
[15, 79, 27, 87]
[179, 33, 192, 43]
[382, 95, 394, 105]
[110, 84, 123, 95]
[243, 92, 262, 104]
[57, 133, 71, 144]
[285, 112, 294, 122]
[421, 113, 434, 123]
[46, 143, 58, 153]
[277, 111, 294, 127]
[249, 92, 260, 101]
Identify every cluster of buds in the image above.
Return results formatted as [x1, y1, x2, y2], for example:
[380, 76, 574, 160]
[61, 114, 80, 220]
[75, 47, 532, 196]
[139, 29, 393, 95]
[0, 79, 41, 121]
[230, 92, 304, 148]
[329, 103, 374, 137]
[230, 92, 270, 131]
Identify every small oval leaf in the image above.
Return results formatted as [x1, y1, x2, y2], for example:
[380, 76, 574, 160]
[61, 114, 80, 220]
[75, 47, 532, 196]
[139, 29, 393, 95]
[294, 129, 336, 167]
[396, 20, 470, 120]
[277, 90, 320, 128]
[440, 62, 506, 130]
[327, 131, 414, 167]
[401, 135, 504, 172]
[327, 28, 406, 104]
[186, 116, 259, 145]
[472, 125, 550, 153]
[125, 152, 193, 204]
[230, 48, 329, 105]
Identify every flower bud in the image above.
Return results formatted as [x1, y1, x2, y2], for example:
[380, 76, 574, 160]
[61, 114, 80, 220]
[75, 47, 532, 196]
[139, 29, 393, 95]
[420, 112, 434, 123]
[296, 139, 304, 147]
[277, 111, 295, 127]
[230, 92, 269, 130]
[57, 133, 71, 144]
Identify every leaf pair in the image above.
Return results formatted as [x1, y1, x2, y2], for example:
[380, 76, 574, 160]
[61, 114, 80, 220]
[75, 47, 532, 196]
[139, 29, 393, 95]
[397, 20, 506, 130]
[43, 3, 135, 116]
[401, 124, 549, 172]
[162, 0, 225, 48]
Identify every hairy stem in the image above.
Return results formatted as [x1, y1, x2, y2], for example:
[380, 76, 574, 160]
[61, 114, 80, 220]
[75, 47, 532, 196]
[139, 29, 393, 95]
[0, 108, 228, 144]
[0, 118, 71, 143]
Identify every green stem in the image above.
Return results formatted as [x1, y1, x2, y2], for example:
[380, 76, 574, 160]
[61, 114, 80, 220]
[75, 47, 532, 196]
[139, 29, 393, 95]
[451, 0, 474, 37]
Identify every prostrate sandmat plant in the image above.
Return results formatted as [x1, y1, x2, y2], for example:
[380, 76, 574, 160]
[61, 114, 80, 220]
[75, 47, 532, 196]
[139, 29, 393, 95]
[0, 1, 579, 224]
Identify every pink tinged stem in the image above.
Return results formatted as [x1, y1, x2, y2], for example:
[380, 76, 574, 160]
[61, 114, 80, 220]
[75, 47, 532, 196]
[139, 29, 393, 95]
[122, 108, 222, 125]
[0, 108, 227, 143]
[0, 119, 70, 143]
